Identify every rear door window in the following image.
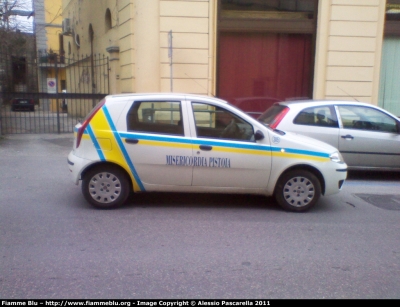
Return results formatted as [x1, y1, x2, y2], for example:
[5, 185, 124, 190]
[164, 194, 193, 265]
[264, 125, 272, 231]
[294, 106, 339, 128]
[126, 101, 184, 136]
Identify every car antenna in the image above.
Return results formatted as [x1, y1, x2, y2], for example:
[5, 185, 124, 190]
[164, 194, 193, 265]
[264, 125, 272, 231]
[337, 86, 359, 102]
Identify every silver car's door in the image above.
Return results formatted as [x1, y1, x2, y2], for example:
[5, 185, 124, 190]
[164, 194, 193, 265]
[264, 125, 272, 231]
[336, 105, 400, 169]
[289, 105, 340, 149]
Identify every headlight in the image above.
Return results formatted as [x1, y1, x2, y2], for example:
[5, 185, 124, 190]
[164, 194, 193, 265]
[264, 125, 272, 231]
[330, 152, 344, 163]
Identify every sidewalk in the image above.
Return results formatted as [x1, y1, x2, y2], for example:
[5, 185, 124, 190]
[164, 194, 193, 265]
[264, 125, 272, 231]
[0, 133, 74, 156]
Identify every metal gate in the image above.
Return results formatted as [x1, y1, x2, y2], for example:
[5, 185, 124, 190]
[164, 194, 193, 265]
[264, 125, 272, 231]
[0, 50, 109, 134]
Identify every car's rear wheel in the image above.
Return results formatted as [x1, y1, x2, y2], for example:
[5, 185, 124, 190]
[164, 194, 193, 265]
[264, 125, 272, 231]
[82, 165, 130, 209]
[275, 170, 321, 212]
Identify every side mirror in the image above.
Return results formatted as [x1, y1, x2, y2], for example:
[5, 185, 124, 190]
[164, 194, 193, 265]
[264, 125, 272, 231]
[254, 130, 264, 141]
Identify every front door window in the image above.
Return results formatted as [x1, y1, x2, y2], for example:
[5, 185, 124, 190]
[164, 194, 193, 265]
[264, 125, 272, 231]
[191, 102, 271, 188]
[192, 103, 254, 141]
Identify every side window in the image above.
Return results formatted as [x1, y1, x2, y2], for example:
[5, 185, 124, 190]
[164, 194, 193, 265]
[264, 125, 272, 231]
[294, 106, 338, 128]
[127, 101, 183, 136]
[192, 102, 254, 141]
[338, 105, 398, 133]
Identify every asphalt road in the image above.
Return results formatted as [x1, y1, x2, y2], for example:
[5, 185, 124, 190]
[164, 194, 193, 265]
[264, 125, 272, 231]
[0, 134, 399, 299]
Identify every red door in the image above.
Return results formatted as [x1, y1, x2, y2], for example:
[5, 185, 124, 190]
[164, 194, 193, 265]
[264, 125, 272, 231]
[218, 32, 312, 115]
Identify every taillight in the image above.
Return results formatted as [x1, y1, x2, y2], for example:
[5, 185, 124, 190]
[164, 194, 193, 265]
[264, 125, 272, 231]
[29, 99, 34, 105]
[76, 99, 106, 148]
[269, 107, 289, 129]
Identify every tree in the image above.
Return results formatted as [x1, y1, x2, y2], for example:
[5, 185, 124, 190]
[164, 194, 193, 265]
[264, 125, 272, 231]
[0, 0, 35, 93]
[0, 0, 34, 56]
[0, 0, 33, 32]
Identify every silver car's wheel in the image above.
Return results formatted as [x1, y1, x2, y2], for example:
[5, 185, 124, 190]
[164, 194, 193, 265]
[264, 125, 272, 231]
[275, 170, 321, 212]
[82, 165, 130, 209]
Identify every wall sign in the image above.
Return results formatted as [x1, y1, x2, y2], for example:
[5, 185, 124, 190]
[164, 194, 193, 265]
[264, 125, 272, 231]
[47, 78, 57, 93]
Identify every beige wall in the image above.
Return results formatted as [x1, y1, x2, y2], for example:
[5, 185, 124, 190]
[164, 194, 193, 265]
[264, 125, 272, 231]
[118, 0, 135, 93]
[314, 0, 386, 104]
[61, 0, 386, 102]
[62, 0, 124, 95]
[44, 0, 63, 53]
[62, 0, 217, 95]
[62, 0, 120, 56]
[159, 0, 216, 95]
[116, 0, 217, 94]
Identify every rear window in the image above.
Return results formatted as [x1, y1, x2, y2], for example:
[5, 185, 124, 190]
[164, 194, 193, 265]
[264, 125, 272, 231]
[258, 105, 287, 125]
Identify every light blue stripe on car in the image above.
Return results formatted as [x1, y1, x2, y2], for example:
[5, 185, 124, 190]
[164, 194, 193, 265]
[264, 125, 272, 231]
[102, 106, 145, 191]
[86, 125, 105, 161]
[119, 132, 329, 159]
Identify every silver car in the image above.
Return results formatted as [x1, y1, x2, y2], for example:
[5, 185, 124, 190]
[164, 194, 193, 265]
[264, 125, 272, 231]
[258, 100, 400, 171]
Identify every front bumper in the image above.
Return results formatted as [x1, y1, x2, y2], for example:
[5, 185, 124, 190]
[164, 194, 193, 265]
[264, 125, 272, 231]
[324, 164, 348, 196]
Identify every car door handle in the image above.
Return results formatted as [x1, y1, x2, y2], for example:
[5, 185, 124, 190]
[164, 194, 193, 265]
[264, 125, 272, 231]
[341, 134, 354, 140]
[199, 145, 212, 151]
[125, 138, 139, 144]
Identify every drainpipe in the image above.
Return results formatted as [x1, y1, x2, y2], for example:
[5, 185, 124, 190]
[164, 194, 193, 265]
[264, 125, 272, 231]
[134, 0, 160, 92]
[106, 46, 120, 94]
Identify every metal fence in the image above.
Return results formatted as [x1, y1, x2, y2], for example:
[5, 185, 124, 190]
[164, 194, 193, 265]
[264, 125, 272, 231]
[0, 51, 109, 134]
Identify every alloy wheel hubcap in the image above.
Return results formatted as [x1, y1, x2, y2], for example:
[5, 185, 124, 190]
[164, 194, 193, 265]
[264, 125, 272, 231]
[283, 176, 315, 207]
[88, 172, 121, 203]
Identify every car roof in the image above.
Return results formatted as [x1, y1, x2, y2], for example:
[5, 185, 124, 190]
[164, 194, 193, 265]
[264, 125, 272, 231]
[275, 99, 400, 118]
[278, 99, 374, 107]
[104, 93, 229, 105]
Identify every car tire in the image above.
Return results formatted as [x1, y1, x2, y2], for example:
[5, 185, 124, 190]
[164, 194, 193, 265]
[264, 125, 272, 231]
[275, 170, 321, 212]
[82, 165, 131, 209]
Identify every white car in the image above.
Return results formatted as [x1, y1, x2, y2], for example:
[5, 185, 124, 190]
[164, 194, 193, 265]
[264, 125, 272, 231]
[67, 93, 347, 212]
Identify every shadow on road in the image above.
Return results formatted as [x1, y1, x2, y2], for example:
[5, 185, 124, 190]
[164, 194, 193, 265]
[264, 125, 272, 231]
[123, 192, 281, 211]
[347, 170, 400, 181]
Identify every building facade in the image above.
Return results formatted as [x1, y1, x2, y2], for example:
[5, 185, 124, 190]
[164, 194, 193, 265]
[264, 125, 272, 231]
[60, 0, 400, 115]
[33, 0, 66, 112]
[33, 0, 63, 56]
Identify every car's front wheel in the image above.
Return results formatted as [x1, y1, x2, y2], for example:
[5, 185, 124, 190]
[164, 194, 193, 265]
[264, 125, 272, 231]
[82, 165, 131, 209]
[275, 170, 321, 212]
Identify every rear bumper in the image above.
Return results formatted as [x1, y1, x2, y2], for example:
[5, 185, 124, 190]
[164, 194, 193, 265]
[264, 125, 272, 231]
[12, 104, 34, 110]
[67, 151, 93, 185]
